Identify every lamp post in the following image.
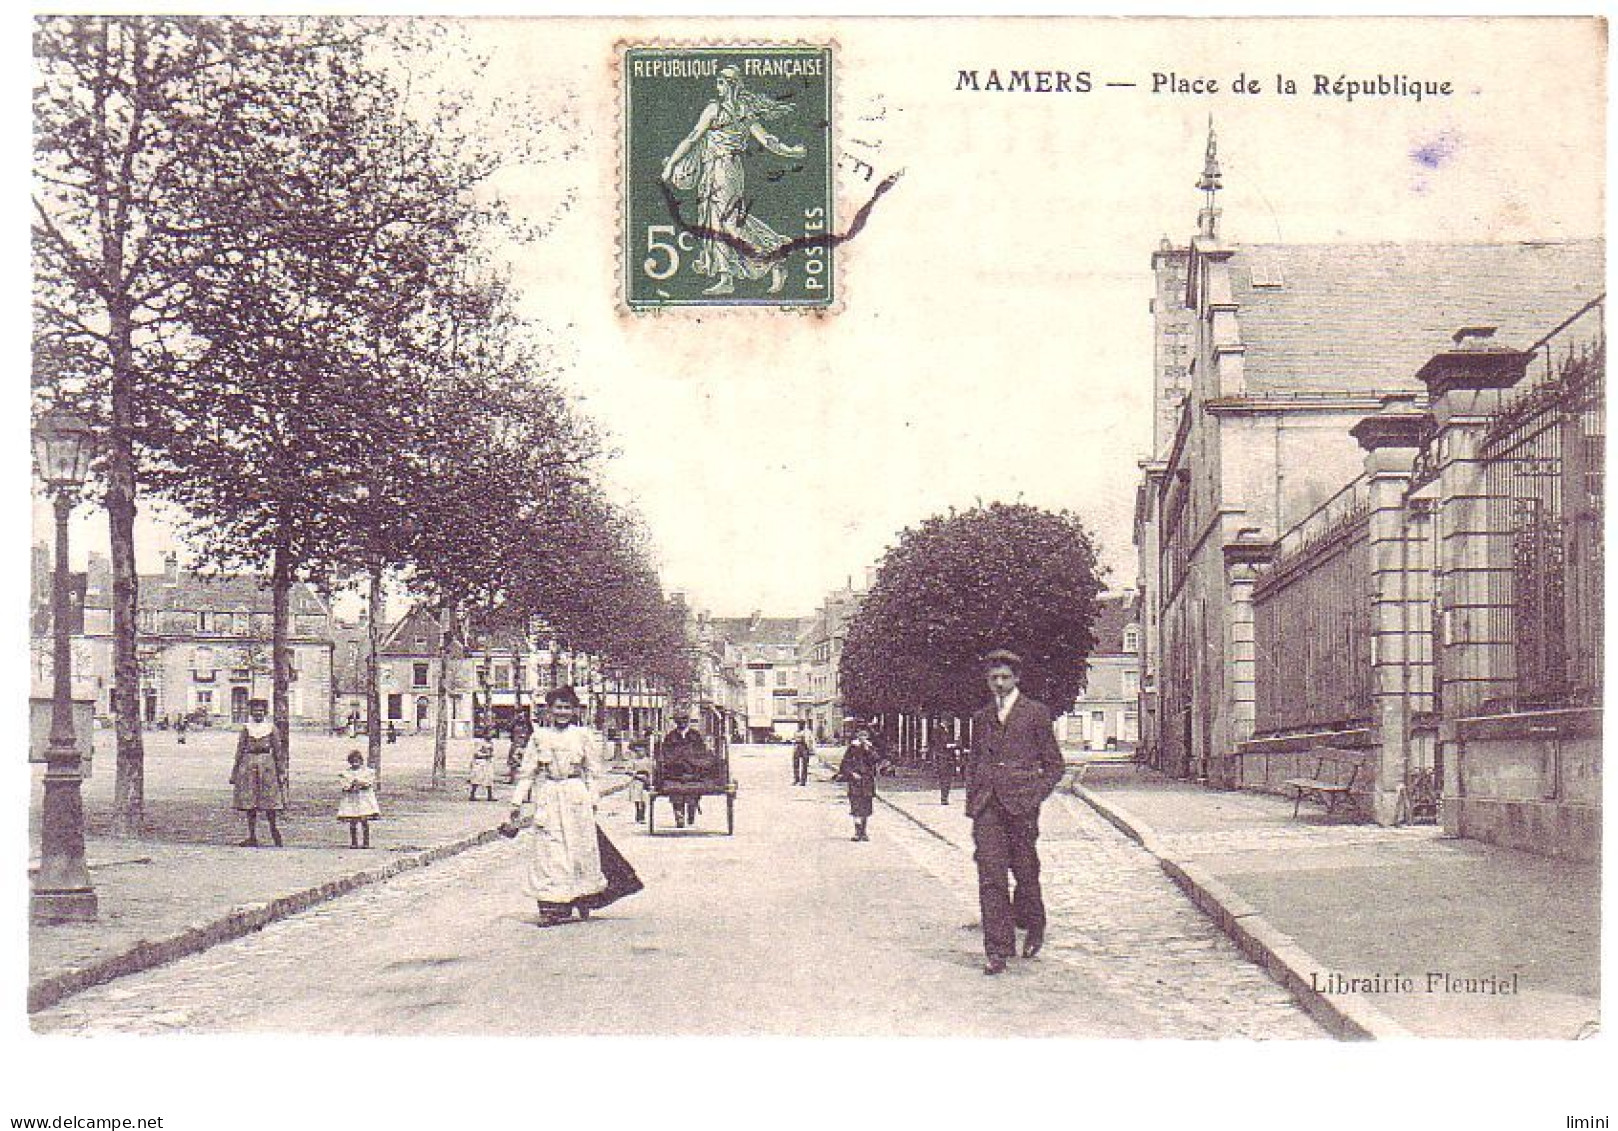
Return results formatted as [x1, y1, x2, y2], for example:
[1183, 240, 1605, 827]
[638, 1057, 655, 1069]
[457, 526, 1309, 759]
[32, 409, 98, 923]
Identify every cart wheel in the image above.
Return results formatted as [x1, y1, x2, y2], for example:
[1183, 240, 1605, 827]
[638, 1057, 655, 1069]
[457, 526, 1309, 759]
[727, 794, 735, 836]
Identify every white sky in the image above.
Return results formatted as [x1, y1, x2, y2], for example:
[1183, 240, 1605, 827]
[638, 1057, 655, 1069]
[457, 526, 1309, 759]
[30, 16, 1606, 621]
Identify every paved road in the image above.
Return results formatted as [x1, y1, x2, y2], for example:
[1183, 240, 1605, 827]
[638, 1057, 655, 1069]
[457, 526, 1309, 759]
[32, 746, 1321, 1037]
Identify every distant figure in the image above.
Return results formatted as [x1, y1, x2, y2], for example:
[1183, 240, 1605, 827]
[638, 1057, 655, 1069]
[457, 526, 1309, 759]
[346, 708, 362, 739]
[791, 720, 815, 786]
[967, 650, 1066, 976]
[469, 736, 497, 801]
[508, 709, 534, 785]
[176, 713, 189, 745]
[659, 710, 711, 828]
[229, 699, 284, 848]
[935, 732, 960, 807]
[841, 727, 877, 842]
[385, 721, 399, 745]
[338, 751, 380, 849]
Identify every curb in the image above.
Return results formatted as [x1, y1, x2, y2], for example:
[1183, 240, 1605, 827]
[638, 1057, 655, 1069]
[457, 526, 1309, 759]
[1067, 784, 1413, 1041]
[28, 777, 632, 1015]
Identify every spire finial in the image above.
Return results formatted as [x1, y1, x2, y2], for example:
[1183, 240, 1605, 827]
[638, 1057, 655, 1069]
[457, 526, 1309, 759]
[1196, 116, 1222, 240]
[1196, 116, 1222, 194]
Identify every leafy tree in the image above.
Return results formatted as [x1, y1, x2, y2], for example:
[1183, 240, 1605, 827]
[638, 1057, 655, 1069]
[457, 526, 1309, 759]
[32, 15, 376, 831]
[157, 21, 486, 782]
[840, 502, 1105, 720]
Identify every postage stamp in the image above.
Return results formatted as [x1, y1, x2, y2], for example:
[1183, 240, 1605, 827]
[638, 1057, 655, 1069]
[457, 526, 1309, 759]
[621, 45, 834, 310]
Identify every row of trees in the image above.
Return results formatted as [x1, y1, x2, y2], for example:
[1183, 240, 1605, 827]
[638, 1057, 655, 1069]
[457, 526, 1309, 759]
[839, 502, 1105, 727]
[33, 16, 690, 829]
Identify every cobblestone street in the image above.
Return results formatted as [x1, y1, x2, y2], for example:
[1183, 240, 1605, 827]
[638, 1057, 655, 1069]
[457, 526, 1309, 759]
[33, 747, 1320, 1038]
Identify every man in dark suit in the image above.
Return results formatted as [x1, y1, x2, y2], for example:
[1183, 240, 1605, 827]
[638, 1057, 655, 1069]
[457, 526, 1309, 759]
[659, 710, 711, 827]
[966, 649, 1067, 975]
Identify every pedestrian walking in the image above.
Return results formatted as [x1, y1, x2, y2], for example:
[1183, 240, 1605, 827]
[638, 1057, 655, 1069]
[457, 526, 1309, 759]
[842, 727, 877, 841]
[469, 736, 497, 801]
[966, 650, 1067, 975]
[346, 708, 361, 739]
[791, 719, 815, 786]
[337, 751, 380, 849]
[229, 699, 285, 848]
[506, 685, 642, 927]
[507, 708, 534, 785]
[176, 713, 189, 745]
[936, 735, 960, 806]
[386, 720, 399, 745]
[659, 709, 712, 828]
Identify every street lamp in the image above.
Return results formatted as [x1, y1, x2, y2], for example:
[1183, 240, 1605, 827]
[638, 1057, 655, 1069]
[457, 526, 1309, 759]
[32, 408, 97, 924]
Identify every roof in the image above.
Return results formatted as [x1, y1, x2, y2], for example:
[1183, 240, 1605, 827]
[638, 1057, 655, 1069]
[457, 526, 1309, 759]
[1228, 240, 1605, 394]
[379, 605, 449, 658]
[83, 568, 328, 617]
[710, 616, 807, 649]
[1090, 592, 1140, 655]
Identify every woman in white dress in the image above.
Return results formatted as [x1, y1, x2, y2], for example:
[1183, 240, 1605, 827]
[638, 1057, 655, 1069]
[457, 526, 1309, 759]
[508, 685, 645, 927]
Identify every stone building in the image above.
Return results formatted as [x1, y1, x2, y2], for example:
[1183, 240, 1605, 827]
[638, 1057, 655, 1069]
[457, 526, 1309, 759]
[35, 552, 336, 729]
[1133, 126, 1604, 818]
[711, 613, 809, 741]
[1058, 591, 1142, 750]
[797, 580, 865, 742]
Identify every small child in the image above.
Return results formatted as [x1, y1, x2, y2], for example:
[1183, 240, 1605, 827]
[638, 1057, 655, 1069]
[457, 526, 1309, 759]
[338, 751, 380, 849]
[469, 738, 497, 801]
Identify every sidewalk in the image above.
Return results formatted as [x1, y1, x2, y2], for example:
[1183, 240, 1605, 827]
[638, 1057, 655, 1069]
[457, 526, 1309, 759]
[28, 729, 625, 1012]
[1076, 767, 1600, 1039]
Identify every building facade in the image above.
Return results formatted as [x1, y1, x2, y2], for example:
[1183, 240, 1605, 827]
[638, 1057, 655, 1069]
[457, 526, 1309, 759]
[1133, 129, 1604, 857]
[797, 580, 864, 742]
[711, 614, 809, 740]
[1058, 591, 1142, 750]
[33, 552, 337, 729]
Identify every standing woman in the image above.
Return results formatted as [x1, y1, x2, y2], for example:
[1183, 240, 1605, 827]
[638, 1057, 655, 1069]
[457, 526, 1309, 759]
[230, 698, 285, 847]
[842, 726, 877, 842]
[508, 685, 641, 927]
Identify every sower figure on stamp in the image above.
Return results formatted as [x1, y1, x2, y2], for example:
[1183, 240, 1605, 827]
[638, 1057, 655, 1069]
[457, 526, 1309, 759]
[660, 65, 806, 297]
[966, 650, 1066, 975]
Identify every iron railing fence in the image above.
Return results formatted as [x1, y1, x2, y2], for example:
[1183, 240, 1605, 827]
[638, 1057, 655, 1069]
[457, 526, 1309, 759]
[1479, 312, 1604, 711]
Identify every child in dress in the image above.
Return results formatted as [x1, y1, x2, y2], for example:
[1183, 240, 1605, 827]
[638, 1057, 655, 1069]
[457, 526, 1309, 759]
[469, 737, 497, 801]
[338, 751, 381, 849]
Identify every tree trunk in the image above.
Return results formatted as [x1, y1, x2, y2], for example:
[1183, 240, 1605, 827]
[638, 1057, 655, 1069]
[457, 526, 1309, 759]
[431, 602, 452, 789]
[270, 539, 293, 786]
[366, 564, 384, 783]
[106, 301, 146, 836]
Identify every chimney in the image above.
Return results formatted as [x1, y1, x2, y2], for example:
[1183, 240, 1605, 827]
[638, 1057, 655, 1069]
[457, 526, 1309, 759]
[163, 551, 180, 587]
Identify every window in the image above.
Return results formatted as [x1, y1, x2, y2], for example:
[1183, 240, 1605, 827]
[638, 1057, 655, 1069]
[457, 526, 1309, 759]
[192, 645, 215, 681]
[387, 693, 403, 721]
[775, 670, 788, 687]
[231, 612, 250, 636]
[197, 611, 213, 633]
[493, 664, 511, 690]
[753, 670, 766, 688]
[412, 662, 430, 688]
[1123, 626, 1141, 653]
[1123, 670, 1140, 696]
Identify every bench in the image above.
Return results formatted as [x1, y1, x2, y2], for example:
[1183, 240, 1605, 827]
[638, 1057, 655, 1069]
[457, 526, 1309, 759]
[1283, 749, 1363, 819]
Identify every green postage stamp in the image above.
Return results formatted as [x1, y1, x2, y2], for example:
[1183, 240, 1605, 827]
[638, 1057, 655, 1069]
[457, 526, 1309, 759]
[621, 45, 834, 309]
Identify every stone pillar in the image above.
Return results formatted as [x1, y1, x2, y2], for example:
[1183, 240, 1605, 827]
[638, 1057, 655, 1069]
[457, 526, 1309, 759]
[1221, 532, 1272, 790]
[1416, 332, 1533, 833]
[1351, 398, 1429, 825]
